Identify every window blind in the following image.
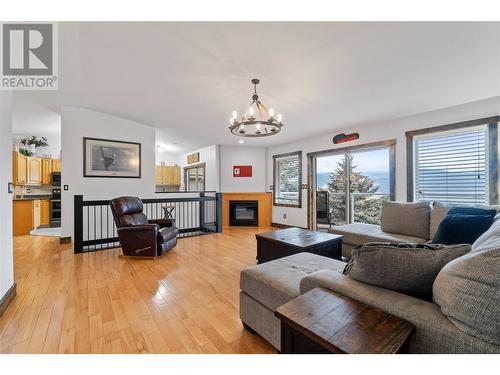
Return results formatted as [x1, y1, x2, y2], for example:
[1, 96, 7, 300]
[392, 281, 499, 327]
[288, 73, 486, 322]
[414, 126, 488, 205]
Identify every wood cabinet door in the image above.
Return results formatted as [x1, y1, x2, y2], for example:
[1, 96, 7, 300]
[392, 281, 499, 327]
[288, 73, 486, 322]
[41, 159, 52, 184]
[27, 157, 42, 185]
[33, 200, 41, 229]
[173, 166, 181, 185]
[13, 200, 33, 236]
[13, 152, 28, 185]
[41, 200, 50, 225]
[155, 166, 164, 184]
[52, 159, 61, 172]
[163, 166, 175, 185]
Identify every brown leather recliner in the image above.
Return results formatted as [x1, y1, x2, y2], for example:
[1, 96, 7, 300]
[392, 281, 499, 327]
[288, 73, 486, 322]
[110, 196, 179, 257]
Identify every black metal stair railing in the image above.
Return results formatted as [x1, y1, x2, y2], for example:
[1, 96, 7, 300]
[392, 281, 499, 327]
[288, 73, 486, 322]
[74, 192, 222, 253]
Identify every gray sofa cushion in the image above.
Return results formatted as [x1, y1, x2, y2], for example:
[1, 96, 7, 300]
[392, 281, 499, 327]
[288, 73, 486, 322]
[381, 201, 431, 239]
[329, 223, 427, 246]
[300, 270, 500, 353]
[433, 246, 500, 346]
[343, 242, 470, 299]
[239, 252, 345, 311]
[430, 202, 450, 240]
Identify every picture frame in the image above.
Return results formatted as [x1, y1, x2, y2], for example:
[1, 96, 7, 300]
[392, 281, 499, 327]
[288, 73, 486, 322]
[83, 137, 141, 178]
[187, 152, 200, 164]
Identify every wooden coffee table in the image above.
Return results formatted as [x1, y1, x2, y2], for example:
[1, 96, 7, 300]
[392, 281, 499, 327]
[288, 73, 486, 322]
[255, 227, 343, 263]
[275, 287, 414, 354]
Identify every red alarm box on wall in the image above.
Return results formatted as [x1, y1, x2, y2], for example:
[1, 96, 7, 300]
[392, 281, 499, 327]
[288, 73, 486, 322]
[233, 165, 252, 177]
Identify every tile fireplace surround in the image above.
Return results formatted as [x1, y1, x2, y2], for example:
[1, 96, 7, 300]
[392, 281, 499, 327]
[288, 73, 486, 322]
[221, 192, 272, 228]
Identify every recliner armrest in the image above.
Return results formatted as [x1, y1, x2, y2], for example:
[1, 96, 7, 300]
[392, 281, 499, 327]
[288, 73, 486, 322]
[117, 224, 159, 233]
[149, 218, 174, 228]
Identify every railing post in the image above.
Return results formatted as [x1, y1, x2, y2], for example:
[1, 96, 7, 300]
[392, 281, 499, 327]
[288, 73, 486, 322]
[199, 192, 205, 232]
[216, 192, 223, 233]
[74, 195, 84, 254]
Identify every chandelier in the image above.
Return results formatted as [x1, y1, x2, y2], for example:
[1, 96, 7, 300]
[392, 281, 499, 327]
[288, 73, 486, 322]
[229, 79, 283, 137]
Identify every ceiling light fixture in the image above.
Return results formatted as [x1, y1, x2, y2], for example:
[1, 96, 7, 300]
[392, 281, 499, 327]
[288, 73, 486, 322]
[238, 140, 245, 144]
[229, 79, 283, 138]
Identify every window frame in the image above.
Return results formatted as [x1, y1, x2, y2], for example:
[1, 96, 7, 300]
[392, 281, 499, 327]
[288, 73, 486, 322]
[273, 151, 303, 208]
[406, 116, 499, 204]
[307, 140, 396, 227]
[183, 162, 206, 192]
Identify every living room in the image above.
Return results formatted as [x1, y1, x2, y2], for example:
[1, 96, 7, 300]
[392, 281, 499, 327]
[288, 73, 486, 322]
[0, 1, 499, 374]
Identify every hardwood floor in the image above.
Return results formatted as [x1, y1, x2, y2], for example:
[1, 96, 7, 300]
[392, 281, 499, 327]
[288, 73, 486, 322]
[0, 227, 277, 354]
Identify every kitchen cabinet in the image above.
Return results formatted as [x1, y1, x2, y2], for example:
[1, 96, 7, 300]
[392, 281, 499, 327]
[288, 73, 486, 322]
[41, 158, 52, 184]
[52, 159, 61, 172]
[12, 151, 28, 185]
[155, 166, 163, 185]
[163, 167, 173, 185]
[12, 152, 59, 186]
[13, 199, 49, 236]
[40, 199, 50, 225]
[155, 165, 181, 186]
[27, 157, 42, 185]
[173, 166, 181, 185]
[33, 200, 41, 228]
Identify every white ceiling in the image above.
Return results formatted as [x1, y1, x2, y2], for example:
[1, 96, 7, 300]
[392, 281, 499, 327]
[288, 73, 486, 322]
[18, 22, 500, 153]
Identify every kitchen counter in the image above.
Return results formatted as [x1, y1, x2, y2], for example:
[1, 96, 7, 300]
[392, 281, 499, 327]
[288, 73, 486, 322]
[13, 194, 52, 201]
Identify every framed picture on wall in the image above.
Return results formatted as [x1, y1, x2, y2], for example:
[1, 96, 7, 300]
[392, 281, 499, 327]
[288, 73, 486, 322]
[83, 137, 141, 178]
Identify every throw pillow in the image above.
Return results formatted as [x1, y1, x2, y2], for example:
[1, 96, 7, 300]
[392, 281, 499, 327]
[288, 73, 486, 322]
[432, 213, 494, 245]
[433, 247, 500, 346]
[380, 201, 431, 240]
[343, 242, 470, 300]
[447, 206, 497, 218]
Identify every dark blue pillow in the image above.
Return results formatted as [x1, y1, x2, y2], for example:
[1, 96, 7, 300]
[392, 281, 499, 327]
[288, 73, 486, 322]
[432, 214, 494, 245]
[447, 206, 497, 219]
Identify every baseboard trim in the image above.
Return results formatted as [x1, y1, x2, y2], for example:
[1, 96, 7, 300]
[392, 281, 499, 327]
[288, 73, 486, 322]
[60, 236, 71, 244]
[271, 222, 308, 230]
[0, 283, 17, 317]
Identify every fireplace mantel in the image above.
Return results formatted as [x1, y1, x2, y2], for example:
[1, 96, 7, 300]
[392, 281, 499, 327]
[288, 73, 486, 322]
[221, 192, 272, 228]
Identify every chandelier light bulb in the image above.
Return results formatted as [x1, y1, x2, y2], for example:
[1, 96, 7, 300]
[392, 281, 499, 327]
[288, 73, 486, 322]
[232, 110, 238, 119]
[256, 123, 261, 131]
[277, 113, 283, 123]
[248, 107, 255, 117]
[269, 108, 275, 117]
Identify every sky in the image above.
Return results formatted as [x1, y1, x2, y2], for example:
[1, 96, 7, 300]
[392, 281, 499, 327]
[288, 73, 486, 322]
[316, 148, 390, 174]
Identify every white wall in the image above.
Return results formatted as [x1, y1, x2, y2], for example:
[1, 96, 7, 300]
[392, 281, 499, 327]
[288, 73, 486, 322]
[0, 91, 14, 301]
[267, 96, 500, 228]
[219, 145, 267, 192]
[177, 144, 220, 191]
[155, 151, 180, 166]
[61, 107, 157, 238]
[12, 96, 61, 158]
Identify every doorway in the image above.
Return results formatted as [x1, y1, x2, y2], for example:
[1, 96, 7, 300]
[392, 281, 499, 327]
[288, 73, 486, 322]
[184, 163, 206, 192]
[308, 140, 396, 231]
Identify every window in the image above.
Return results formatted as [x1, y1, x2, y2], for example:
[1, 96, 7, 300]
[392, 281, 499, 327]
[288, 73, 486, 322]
[407, 117, 499, 206]
[273, 151, 302, 207]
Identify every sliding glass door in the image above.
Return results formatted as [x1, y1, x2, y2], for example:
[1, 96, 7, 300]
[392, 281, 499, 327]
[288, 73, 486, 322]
[313, 141, 395, 230]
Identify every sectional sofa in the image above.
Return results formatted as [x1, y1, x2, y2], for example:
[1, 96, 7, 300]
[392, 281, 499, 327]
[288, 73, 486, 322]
[239, 201, 500, 353]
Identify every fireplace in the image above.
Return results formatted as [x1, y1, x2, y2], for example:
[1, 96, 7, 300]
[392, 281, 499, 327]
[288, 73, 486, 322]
[229, 200, 258, 226]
